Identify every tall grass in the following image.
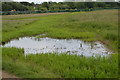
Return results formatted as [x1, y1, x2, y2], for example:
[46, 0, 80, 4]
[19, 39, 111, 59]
[2, 48, 118, 78]
[2, 10, 118, 51]
[2, 10, 118, 78]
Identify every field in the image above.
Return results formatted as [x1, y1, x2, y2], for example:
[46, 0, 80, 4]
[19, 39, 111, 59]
[2, 10, 118, 78]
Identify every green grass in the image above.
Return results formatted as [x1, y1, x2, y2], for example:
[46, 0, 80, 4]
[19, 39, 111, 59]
[2, 10, 119, 78]
[2, 10, 118, 51]
[2, 48, 118, 78]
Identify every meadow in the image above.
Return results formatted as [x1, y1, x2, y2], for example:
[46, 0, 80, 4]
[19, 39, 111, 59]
[2, 10, 118, 78]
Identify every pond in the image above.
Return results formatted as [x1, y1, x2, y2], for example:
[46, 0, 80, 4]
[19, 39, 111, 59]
[2, 37, 112, 57]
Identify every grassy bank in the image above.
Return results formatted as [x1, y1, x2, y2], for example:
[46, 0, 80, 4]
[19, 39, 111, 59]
[2, 48, 118, 78]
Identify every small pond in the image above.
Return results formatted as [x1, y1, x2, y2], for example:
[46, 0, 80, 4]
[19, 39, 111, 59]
[2, 37, 112, 57]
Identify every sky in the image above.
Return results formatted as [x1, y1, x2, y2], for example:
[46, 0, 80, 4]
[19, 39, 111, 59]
[13, 0, 64, 4]
[4, 0, 118, 4]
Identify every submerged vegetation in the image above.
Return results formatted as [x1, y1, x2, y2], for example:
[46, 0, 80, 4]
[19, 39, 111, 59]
[2, 10, 118, 78]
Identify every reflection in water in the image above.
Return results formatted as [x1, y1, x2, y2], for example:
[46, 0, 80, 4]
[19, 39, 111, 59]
[2, 37, 111, 57]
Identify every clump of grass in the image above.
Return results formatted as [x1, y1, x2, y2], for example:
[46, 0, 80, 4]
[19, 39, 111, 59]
[103, 31, 118, 41]
[2, 48, 118, 78]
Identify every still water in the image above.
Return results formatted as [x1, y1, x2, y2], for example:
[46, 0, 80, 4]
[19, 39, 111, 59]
[3, 37, 111, 56]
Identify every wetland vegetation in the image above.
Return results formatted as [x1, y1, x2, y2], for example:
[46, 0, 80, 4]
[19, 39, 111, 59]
[2, 48, 118, 78]
[2, 9, 118, 78]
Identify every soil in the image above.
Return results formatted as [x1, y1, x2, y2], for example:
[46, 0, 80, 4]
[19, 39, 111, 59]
[2, 71, 18, 78]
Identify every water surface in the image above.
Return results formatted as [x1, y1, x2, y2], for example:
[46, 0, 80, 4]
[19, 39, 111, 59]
[3, 37, 111, 56]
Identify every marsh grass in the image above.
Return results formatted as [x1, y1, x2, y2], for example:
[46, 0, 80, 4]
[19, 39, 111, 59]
[2, 10, 118, 78]
[2, 10, 118, 51]
[2, 48, 118, 78]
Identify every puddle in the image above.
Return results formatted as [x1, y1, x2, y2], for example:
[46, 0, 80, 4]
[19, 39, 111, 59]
[2, 37, 112, 57]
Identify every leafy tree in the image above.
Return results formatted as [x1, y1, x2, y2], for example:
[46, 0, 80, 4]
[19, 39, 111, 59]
[66, 2, 76, 9]
[94, 2, 106, 8]
[20, 2, 31, 6]
[2, 2, 28, 11]
[74, 2, 86, 9]
[84, 2, 95, 8]
[2, 2, 119, 12]
[2, 3, 12, 11]
[42, 2, 49, 10]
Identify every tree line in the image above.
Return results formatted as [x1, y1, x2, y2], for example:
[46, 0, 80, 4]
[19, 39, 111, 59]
[2, 2, 119, 11]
